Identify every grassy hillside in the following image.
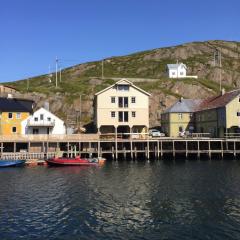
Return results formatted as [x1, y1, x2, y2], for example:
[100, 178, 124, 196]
[4, 40, 240, 128]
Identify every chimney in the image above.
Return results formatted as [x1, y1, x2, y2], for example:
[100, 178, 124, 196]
[43, 102, 50, 111]
[221, 88, 225, 96]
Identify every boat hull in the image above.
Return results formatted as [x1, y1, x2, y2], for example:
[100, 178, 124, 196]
[45, 157, 106, 166]
[0, 160, 26, 167]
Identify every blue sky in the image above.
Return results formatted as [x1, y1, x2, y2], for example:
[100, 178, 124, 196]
[0, 0, 239, 82]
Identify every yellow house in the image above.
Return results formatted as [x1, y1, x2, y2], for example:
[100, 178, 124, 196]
[161, 98, 201, 137]
[0, 97, 34, 135]
[196, 89, 240, 137]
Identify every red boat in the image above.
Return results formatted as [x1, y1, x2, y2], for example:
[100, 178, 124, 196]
[45, 156, 106, 166]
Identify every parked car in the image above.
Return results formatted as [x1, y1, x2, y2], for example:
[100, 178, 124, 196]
[149, 129, 165, 137]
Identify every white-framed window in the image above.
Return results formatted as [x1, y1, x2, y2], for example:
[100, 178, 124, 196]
[8, 112, 13, 119]
[117, 85, 129, 91]
[40, 114, 44, 120]
[16, 113, 21, 119]
[131, 97, 136, 103]
[178, 113, 183, 120]
[47, 117, 51, 121]
[34, 117, 38, 121]
[132, 111, 136, 118]
[12, 126, 17, 133]
[111, 111, 115, 118]
[111, 97, 115, 103]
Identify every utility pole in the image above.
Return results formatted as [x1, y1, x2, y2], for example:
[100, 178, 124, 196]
[27, 78, 29, 92]
[79, 94, 86, 129]
[60, 67, 62, 83]
[48, 64, 52, 83]
[219, 50, 222, 92]
[101, 60, 104, 80]
[213, 49, 222, 92]
[55, 56, 58, 88]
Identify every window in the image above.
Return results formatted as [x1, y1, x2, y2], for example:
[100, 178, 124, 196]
[118, 112, 123, 122]
[131, 97, 136, 103]
[40, 114, 44, 120]
[111, 111, 115, 118]
[33, 128, 39, 134]
[124, 111, 128, 122]
[118, 97, 128, 108]
[180, 72, 184, 75]
[16, 113, 21, 119]
[178, 113, 183, 120]
[8, 113, 13, 119]
[117, 85, 129, 91]
[132, 111, 136, 118]
[111, 97, 115, 103]
[118, 111, 128, 122]
[12, 127, 16, 133]
[237, 112, 240, 116]
[34, 117, 38, 121]
[47, 117, 51, 121]
[172, 72, 176, 75]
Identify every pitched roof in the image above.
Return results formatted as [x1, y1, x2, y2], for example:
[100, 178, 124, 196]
[196, 89, 240, 111]
[0, 98, 34, 112]
[167, 63, 187, 70]
[95, 78, 151, 96]
[163, 99, 202, 113]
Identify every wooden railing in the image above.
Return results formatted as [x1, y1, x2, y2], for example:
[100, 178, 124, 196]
[0, 152, 56, 160]
[0, 134, 100, 141]
[224, 133, 240, 139]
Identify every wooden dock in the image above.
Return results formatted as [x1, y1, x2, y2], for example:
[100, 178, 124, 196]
[0, 134, 240, 160]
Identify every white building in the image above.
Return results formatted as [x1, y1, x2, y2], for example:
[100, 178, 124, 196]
[167, 63, 187, 78]
[167, 63, 198, 79]
[94, 79, 150, 134]
[21, 107, 66, 134]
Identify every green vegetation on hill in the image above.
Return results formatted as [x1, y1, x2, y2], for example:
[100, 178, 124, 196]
[3, 40, 240, 127]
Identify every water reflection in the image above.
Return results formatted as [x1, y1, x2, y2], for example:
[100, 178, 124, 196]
[0, 161, 240, 239]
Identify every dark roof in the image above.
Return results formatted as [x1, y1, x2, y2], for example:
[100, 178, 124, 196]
[196, 89, 240, 111]
[163, 99, 202, 113]
[0, 98, 34, 112]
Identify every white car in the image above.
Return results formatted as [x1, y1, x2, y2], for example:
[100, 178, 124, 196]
[149, 129, 165, 137]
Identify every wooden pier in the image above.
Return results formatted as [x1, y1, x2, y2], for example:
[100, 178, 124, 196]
[0, 134, 240, 161]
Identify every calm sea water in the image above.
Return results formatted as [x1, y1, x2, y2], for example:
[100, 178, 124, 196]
[1, 160, 240, 240]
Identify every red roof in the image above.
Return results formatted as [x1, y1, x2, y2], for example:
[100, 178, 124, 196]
[196, 89, 240, 111]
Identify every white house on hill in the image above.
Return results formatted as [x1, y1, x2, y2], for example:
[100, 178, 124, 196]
[94, 78, 150, 135]
[21, 107, 66, 134]
[167, 63, 198, 79]
[167, 63, 187, 78]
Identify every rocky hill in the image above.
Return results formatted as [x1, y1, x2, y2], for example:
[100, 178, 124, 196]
[4, 40, 240, 131]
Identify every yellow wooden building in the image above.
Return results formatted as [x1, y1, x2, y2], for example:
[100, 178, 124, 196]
[0, 97, 34, 135]
[161, 89, 240, 138]
[161, 98, 201, 137]
[195, 89, 240, 137]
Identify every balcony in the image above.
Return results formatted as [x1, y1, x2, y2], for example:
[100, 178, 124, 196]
[27, 119, 55, 127]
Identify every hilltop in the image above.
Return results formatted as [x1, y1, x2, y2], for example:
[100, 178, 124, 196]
[4, 40, 240, 129]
